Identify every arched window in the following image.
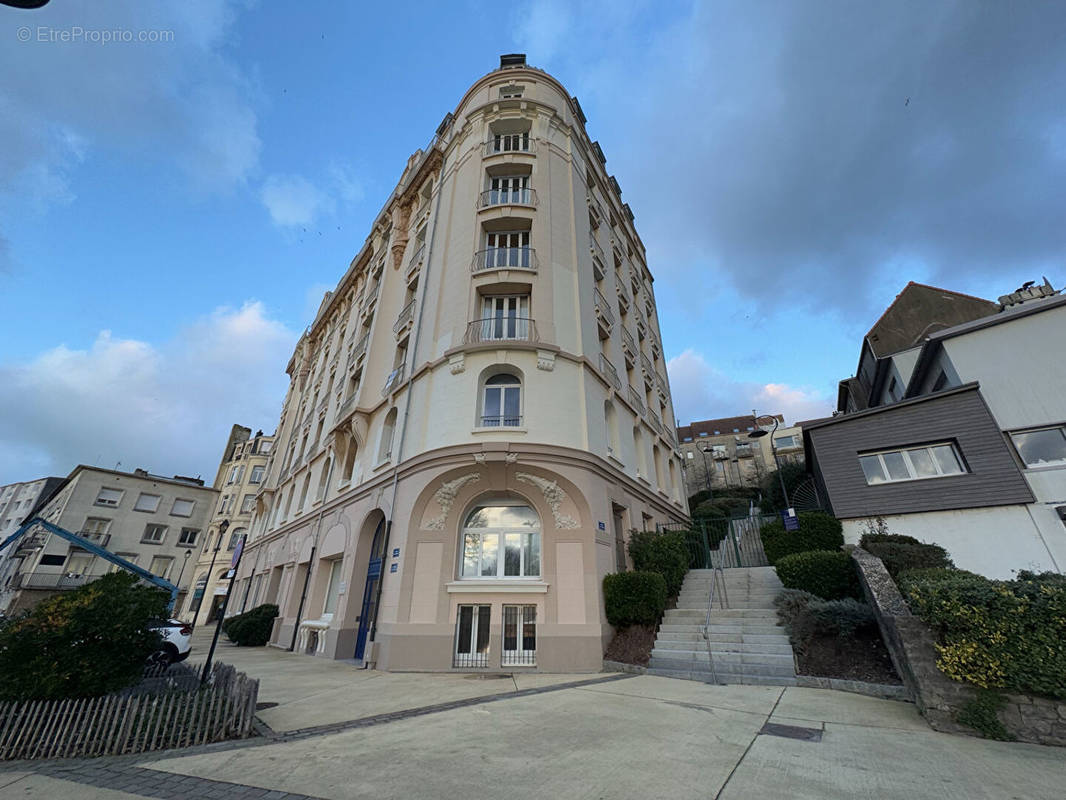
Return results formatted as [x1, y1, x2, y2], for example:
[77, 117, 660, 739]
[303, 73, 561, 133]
[605, 401, 619, 457]
[315, 456, 332, 502]
[343, 439, 359, 484]
[378, 408, 397, 463]
[668, 458, 679, 501]
[460, 502, 540, 579]
[653, 445, 665, 490]
[297, 472, 312, 514]
[633, 426, 647, 478]
[481, 373, 522, 427]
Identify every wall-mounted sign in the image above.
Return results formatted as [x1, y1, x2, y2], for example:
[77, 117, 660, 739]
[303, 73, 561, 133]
[781, 507, 800, 532]
[392, 548, 400, 558]
[389, 563, 398, 573]
[597, 521, 606, 531]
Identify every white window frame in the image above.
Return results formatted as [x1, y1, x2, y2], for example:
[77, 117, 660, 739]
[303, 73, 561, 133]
[142, 523, 167, 544]
[82, 517, 111, 537]
[480, 373, 522, 428]
[228, 465, 240, 484]
[170, 498, 195, 517]
[249, 466, 265, 484]
[859, 443, 965, 485]
[134, 493, 162, 513]
[322, 558, 344, 616]
[460, 505, 541, 580]
[502, 604, 537, 666]
[1009, 425, 1066, 469]
[478, 294, 531, 340]
[178, 527, 199, 547]
[95, 487, 123, 508]
[240, 494, 256, 514]
[454, 604, 491, 668]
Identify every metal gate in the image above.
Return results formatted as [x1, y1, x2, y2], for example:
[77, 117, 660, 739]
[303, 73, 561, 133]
[668, 514, 775, 569]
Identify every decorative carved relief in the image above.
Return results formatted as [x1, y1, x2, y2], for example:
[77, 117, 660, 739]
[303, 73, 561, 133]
[449, 353, 466, 374]
[390, 201, 414, 270]
[424, 473, 481, 530]
[536, 350, 556, 371]
[473, 453, 487, 465]
[516, 472, 579, 529]
[505, 452, 518, 464]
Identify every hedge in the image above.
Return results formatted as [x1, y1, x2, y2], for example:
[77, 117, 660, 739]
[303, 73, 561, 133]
[627, 530, 688, 596]
[603, 572, 667, 627]
[774, 589, 875, 651]
[223, 604, 279, 647]
[900, 570, 1066, 699]
[774, 550, 861, 600]
[759, 511, 844, 565]
[859, 533, 953, 580]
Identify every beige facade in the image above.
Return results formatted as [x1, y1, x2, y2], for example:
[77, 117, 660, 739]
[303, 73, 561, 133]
[1, 466, 217, 615]
[179, 425, 275, 626]
[677, 415, 804, 497]
[0, 476, 64, 606]
[235, 56, 687, 672]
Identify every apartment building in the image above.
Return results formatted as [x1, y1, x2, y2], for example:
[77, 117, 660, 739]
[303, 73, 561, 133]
[808, 279, 1066, 578]
[234, 54, 687, 672]
[1, 466, 217, 614]
[677, 415, 803, 497]
[180, 425, 275, 626]
[0, 476, 65, 606]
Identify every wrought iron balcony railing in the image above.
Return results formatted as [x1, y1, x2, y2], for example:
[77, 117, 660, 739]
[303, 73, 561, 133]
[472, 247, 538, 272]
[464, 317, 538, 344]
[479, 188, 537, 208]
[599, 354, 621, 391]
[484, 134, 535, 156]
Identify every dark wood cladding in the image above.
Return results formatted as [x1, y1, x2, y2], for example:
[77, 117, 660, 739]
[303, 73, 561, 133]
[808, 385, 1034, 518]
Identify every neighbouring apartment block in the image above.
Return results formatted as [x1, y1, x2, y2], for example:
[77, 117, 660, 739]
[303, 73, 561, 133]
[0, 476, 65, 606]
[807, 279, 1066, 578]
[0, 466, 217, 614]
[233, 55, 687, 672]
[180, 425, 275, 626]
[676, 415, 804, 497]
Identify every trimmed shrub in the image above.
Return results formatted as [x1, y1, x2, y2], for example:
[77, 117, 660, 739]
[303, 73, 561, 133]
[902, 570, 1066, 699]
[223, 604, 279, 647]
[760, 511, 844, 565]
[775, 550, 861, 600]
[604, 572, 667, 627]
[860, 533, 953, 580]
[627, 530, 689, 596]
[774, 589, 875, 651]
[0, 572, 168, 700]
[760, 462, 810, 513]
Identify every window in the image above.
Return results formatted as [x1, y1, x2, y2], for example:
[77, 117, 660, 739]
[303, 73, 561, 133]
[454, 605, 491, 668]
[142, 524, 167, 544]
[1011, 426, 1066, 468]
[477, 294, 531, 340]
[378, 408, 397, 463]
[502, 605, 536, 666]
[218, 495, 229, 514]
[149, 556, 174, 580]
[490, 130, 530, 153]
[39, 553, 66, 567]
[109, 553, 137, 572]
[605, 401, 620, 457]
[249, 466, 265, 484]
[486, 175, 531, 206]
[699, 432, 708, 437]
[323, 559, 344, 615]
[342, 439, 359, 485]
[134, 493, 161, 513]
[81, 517, 110, 538]
[774, 435, 798, 450]
[240, 494, 256, 514]
[95, 488, 123, 507]
[859, 443, 965, 485]
[481, 373, 522, 427]
[228, 466, 240, 484]
[178, 528, 199, 547]
[315, 458, 332, 502]
[171, 498, 195, 517]
[888, 376, 902, 403]
[461, 504, 540, 579]
[228, 528, 246, 551]
[499, 85, 524, 99]
[482, 231, 531, 269]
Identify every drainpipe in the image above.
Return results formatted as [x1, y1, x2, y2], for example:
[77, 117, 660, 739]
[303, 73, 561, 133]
[288, 453, 337, 651]
[367, 144, 448, 656]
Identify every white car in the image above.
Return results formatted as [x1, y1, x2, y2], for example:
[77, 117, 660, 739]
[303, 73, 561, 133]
[147, 618, 192, 666]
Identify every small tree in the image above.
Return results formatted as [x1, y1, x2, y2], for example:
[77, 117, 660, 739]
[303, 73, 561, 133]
[0, 572, 168, 700]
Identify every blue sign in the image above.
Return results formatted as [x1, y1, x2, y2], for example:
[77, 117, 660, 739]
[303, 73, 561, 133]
[389, 563, 398, 573]
[781, 507, 800, 532]
[392, 548, 400, 558]
[597, 521, 606, 531]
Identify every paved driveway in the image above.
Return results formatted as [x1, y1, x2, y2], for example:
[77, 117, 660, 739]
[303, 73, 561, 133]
[3, 639, 1064, 799]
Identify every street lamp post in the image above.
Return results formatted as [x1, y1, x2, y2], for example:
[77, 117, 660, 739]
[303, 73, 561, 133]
[201, 525, 244, 685]
[698, 444, 714, 497]
[748, 411, 790, 509]
[174, 548, 192, 609]
[197, 519, 228, 628]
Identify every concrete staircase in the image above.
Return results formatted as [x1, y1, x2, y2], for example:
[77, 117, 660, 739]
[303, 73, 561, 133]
[648, 566, 797, 686]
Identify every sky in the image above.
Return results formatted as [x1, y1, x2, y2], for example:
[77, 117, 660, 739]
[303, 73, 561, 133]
[1, 1, 1064, 486]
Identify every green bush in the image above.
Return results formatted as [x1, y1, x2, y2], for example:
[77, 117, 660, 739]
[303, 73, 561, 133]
[860, 533, 953, 580]
[627, 530, 689, 596]
[774, 589, 875, 651]
[223, 604, 279, 647]
[0, 572, 168, 700]
[902, 570, 1066, 699]
[775, 550, 861, 600]
[759, 511, 844, 565]
[603, 572, 667, 627]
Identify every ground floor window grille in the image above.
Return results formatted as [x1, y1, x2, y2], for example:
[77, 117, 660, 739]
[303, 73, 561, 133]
[454, 604, 491, 668]
[502, 605, 536, 666]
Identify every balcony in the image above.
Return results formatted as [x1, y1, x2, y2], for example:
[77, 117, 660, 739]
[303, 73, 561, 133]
[406, 242, 426, 282]
[484, 134, 535, 156]
[393, 299, 415, 337]
[656, 372, 669, 404]
[361, 283, 380, 319]
[615, 280, 631, 312]
[472, 247, 537, 274]
[317, 396, 329, 419]
[593, 288, 614, 338]
[479, 188, 537, 209]
[464, 317, 538, 344]
[382, 364, 405, 396]
[628, 385, 645, 413]
[610, 238, 626, 267]
[598, 354, 621, 391]
[336, 391, 359, 423]
[346, 332, 369, 371]
[589, 237, 606, 280]
[479, 414, 523, 428]
[648, 408, 663, 436]
[640, 353, 654, 389]
[621, 327, 637, 367]
[15, 572, 95, 591]
[634, 307, 647, 340]
[588, 196, 603, 229]
[649, 333, 661, 360]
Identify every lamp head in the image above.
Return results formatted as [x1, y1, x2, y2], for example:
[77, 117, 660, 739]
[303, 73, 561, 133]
[748, 429, 768, 439]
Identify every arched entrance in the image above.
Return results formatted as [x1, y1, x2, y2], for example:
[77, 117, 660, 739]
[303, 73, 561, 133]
[355, 516, 387, 660]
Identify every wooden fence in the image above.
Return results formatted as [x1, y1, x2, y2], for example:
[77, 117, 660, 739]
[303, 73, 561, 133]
[0, 662, 258, 761]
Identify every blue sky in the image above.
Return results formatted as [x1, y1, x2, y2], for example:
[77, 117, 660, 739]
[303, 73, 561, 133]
[1, 1, 1064, 485]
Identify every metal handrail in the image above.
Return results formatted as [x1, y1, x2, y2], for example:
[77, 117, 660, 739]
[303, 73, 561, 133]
[382, 364, 405, 396]
[484, 135, 535, 156]
[464, 317, 538, 344]
[593, 288, 614, 326]
[479, 415, 523, 427]
[479, 188, 536, 208]
[471, 247, 537, 272]
[628, 385, 645, 413]
[393, 299, 415, 333]
[598, 354, 621, 390]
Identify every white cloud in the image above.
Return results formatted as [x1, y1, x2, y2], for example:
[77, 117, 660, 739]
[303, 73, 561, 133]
[0, 302, 296, 485]
[667, 349, 833, 427]
[260, 174, 332, 228]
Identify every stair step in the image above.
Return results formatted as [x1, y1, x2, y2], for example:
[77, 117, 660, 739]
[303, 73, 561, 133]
[649, 657, 796, 678]
[651, 649, 795, 666]
[645, 667, 798, 687]
[652, 640, 793, 655]
[658, 624, 786, 636]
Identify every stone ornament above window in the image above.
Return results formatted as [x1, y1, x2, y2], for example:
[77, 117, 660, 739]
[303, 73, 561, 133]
[424, 473, 482, 530]
[515, 472, 579, 529]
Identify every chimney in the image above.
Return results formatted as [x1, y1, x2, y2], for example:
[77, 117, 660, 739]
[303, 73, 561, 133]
[500, 53, 526, 68]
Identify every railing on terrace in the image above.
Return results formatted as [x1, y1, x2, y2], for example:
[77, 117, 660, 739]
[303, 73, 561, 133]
[14, 572, 95, 590]
[479, 188, 537, 208]
[406, 243, 426, 277]
[464, 318, 538, 344]
[599, 354, 621, 391]
[337, 390, 359, 421]
[472, 247, 537, 272]
[393, 299, 416, 334]
[648, 408, 663, 435]
[589, 236, 606, 266]
[640, 353, 654, 377]
[628, 385, 645, 413]
[593, 288, 614, 326]
[347, 332, 369, 371]
[361, 283, 380, 311]
[479, 414, 523, 428]
[382, 365, 405, 396]
[622, 327, 636, 355]
[484, 134, 535, 155]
